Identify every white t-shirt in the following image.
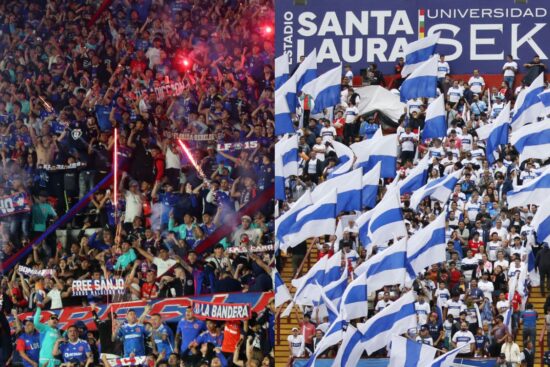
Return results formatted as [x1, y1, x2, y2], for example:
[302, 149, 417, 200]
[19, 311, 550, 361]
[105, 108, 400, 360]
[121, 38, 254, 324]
[125, 190, 143, 223]
[287, 335, 305, 357]
[47, 288, 63, 310]
[452, 330, 475, 353]
[153, 257, 178, 277]
[445, 299, 466, 319]
[399, 132, 417, 152]
[503, 61, 518, 77]
[447, 87, 463, 103]
[478, 280, 494, 300]
[407, 98, 423, 114]
[468, 76, 485, 94]
[165, 148, 182, 170]
[375, 299, 393, 313]
[497, 300, 510, 314]
[415, 302, 431, 325]
[344, 106, 359, 124]
[437, 61, 450, 78]
[312, 144, 326, 161]
[320, 126, 336, 143]
[494, 259, 509, 272]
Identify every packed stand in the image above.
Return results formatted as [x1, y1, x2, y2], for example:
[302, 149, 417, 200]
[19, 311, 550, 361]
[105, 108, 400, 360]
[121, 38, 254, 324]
[280, 56, 549, 367]
[0, 0, 275, 366]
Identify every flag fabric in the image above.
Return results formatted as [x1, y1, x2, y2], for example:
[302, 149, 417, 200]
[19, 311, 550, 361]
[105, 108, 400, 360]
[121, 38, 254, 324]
[312, 169, 362, 213]
[302, 64, 342, 114]
[356, 86, 406, 122]
[273, 269, 291, 308]
[367, 185, 407, 246]
[526, 243, 540, 287]
[399, 54, 438, 102]
[275, 190, 312, 247]
[340, 271, 369, 321]
[421, 94, 447, 141]
[294, 49, 317, 93]
[282, 189, 337, 250]
[406, 211, 447, 277]
[322, 250, 344, 288]
[356, 207, 374, 250]
[507, 166, 550, 208]
[324, 266, 349, 313]
[511, 72, 545, 131]
[332, 324, 366, 367]
[362, 162, 381, 208]
[539, 89, 550, 116]
[401, 33, 440, 77]
[358, 291, 418, 355]
[532, 196, 550, 244]
[476, 102, 511, 164]
[428, 346, 465, 367]
[354, 237, 409, 294]
[510, 119, 550, 163]
[388, 335, 438, 367]
[274, 75, 296, 135]
[351, 133, 398, 178]
[409, 169, 463, 210]
[397, 154, 431, 195]
[291, 255, 329, 306]
[275, 54, 289, 90]
[304, 315, 346, 367]
[327, 140, 355, 178]
[274, 135, 299, 200]
[315, 281, 340, 322]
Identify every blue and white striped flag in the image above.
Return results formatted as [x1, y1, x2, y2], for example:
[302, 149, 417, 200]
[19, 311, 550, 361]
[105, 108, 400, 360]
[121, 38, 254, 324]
[401, 33, 440, 77]
[312, 168, 362, 213]
[367, 185, 407, 246]
[274, 134, 299, 200]
[324, 266, 348, 313]
[304, 315, 346, 367]
[274, 75, 296, 136]
[421, 94, 447, 141]
[539, 89, 550, 116]
[399, 54, 438, 102]
[273, 269, 291, 308]
[362, 162, 381, 209]
[340, 271, 369, 321]
[356, 208, 374, 250]
[388, 335, 437, 367]
[409, 169, 463, 210]
[302, 64, 342, 114]
[354, 237, 409, 294]
[510, 119, 550, 163]
[533, 197, 550, 244]
[275, 190, 312, 248]
[428, 346, 466, 367]
[332, 325, 367, 367]
[351, 133, 398, 178]
[476, 102, 510, 164]
[290, 255, 329, 307]
[397, 154, 431, 195]
[511, 72, 545, 131]
[327, 140, 355, 178]
[295, 49, 318, 93]
[358, 291, 418, 355]
[283, 189, 337, 249]
[275, 54, 289, 90]
[406, 211, 447, 277]
[507, 166, 550, 208]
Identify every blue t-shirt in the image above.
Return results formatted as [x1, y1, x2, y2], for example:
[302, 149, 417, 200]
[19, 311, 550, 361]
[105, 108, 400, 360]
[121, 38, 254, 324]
[176, 318, 206, 353]
[117, 323, 150, 357]
[59, 339, 91, 363]
[196, 331, 223, 348]
[521, 310, 538, 328]
[151, 324, 174, 355]
[17, 332, 40, 367]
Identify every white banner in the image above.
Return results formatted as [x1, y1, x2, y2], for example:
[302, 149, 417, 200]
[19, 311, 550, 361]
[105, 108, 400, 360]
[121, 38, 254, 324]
[18, 266, 56, 278]
[71, 278, 126, 296]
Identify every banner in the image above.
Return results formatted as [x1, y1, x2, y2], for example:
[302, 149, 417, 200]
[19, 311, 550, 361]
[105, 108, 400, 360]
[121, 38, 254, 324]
[276, 0, 549, 75]
[18, 266, 55, 278]
[135, 81, 187, 101]
[107, 357, 152, 367]
[165, 132, 217, 141]
[9, 291, 273, 332]
[42, 162, 87, 171]
[217, 140, 259, 152]
[71, 278, 126, 296]
[192, 300, 251, 321]
[0, 192, 31, 218]
[226, 245, 274, 254]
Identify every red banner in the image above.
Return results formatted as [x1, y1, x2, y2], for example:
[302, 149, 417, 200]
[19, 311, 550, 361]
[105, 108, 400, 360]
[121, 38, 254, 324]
[192, 300, 251, 321]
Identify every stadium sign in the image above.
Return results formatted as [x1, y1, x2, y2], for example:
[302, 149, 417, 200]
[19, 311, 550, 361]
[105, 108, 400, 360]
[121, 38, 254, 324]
[275, 0, 549, 74]
[192, 300, 251, 320]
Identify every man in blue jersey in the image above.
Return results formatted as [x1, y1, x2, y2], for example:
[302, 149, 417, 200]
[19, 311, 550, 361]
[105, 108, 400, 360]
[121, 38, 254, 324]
[113, 310, 150, 357]
[53, 325, 93, 367]
[15, 318, 40, 367]
[150, 313, 174, 357]
[195, 320, 223, 348]
[175, 308, 205, 357]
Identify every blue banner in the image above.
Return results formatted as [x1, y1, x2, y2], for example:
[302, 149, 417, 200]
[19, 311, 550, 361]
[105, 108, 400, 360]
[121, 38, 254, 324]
[0, 192, 31, 218]
[293, 358, 497, 367]
[276, 0, 548, 75]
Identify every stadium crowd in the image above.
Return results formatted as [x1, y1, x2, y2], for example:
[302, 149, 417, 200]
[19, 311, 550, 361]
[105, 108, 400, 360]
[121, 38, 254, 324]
[0, 0, 275, 366]
[280, 55, 550, 367]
